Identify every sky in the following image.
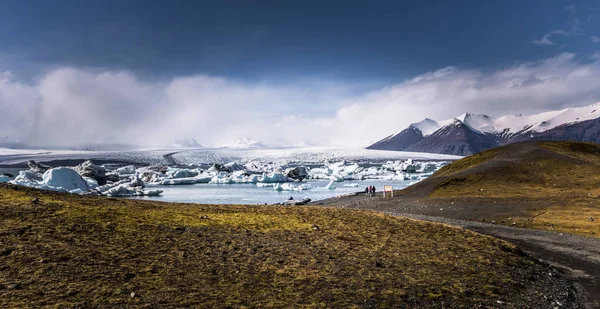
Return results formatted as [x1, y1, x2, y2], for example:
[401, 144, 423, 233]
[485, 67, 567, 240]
[1, 0, 600, 148]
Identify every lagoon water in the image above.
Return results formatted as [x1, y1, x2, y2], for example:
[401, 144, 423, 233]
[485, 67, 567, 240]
[1, 167, 416, 204]
[132, 179, 410, 204]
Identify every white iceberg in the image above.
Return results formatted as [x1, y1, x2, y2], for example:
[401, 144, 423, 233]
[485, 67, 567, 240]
[115, 165, 136, 175]
[42, 167, 89, 191]
[325, 179, 336, 190]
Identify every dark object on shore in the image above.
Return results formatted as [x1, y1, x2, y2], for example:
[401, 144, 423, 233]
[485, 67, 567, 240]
[288, 196, 294, 200]
[28, 160, 51, 173]
[31, 198, 39, 204]
[284, 198, 311, 206]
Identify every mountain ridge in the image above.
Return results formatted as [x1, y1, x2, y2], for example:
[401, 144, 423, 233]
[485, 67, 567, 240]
[368, 102, 600, 155]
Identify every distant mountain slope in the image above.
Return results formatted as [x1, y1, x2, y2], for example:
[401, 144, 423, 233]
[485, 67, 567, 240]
[405, 119, 498, 156]
[368, 102, 600, 155]
[529, 117, 600, 143]
[366, 125, 424, 150]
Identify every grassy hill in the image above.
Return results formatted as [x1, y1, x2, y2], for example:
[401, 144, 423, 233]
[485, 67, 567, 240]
[404, 141, 600, 237]
[0, 183, 574, 308]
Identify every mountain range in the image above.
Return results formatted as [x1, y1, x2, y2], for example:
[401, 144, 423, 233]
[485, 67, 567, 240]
[367, 102, 600, 155]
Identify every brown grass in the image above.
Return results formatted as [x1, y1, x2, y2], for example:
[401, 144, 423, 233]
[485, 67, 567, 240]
[0, 184, 562, 308]
[421, 141, 600, 237]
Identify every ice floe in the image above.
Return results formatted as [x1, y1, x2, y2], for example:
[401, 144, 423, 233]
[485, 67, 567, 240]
[5, 156, 449, 199]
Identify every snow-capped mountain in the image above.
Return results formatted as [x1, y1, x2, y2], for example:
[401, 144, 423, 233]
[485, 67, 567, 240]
[221, 137, 266, 149]
[368, 102, 600, 155]
[173, 138, 204, 148]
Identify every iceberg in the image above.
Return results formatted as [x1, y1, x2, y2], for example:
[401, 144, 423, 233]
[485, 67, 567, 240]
[105, 185, 135, 197]
[168, 168, 199, 179]
[258, 171, 289, 183]
[74, 160, 107, 185]
[161, 178, 197, 185]
[115, 165, 136, 175]
[325, 179, 336, 190]
[15, 170, 43, 182]
[0, 175, 10, 183]
[42, 167, 89, 191]
[275, 183, 313, 191]
[142, 189, 163, 196]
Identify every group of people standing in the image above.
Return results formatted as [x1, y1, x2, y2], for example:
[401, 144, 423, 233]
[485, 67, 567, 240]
[364, 185, 376, 196]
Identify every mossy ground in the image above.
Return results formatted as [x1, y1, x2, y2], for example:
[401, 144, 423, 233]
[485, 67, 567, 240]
[0, 184, 563, 308]
[427, 141, 600, 237]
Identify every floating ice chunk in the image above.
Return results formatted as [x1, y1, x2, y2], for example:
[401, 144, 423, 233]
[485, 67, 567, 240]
[275, 183, 313, 191]
[223, 162, 245, 172]
[69, 188, 85, 194]
[105, 185, 134, 197]
[259, 171, 289, 183]
[43, 167, 89, 191]
[115, 165, 136, 175]
[285, 166, 309, 180]
[325, 179, 336, 190]
[129, 175, 145, 188]
[142, 189, 163, 196]
[15, 170, 43, 182]
[83, 177, 99, 189]
[0, 175, 10, 183]
[161, 178, 197, 185]
[168, 168, 199, 179]
[329, 174, 345, 182]
[194, 174, 212, 183]
[343, 183, 359, 187]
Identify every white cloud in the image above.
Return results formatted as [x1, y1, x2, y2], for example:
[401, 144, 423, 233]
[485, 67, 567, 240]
[592, 35, 600, 43]
[1, 53, 600, 147]
[533, 34, 555, 45]
[533, 19, 583, 46]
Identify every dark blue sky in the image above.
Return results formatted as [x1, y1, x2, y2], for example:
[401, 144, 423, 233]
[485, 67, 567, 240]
[1, 0, 599, 83]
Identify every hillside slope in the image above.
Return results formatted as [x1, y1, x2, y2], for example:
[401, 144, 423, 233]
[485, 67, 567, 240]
[397, 141, 600, 237]
[0, 183, 576, 308]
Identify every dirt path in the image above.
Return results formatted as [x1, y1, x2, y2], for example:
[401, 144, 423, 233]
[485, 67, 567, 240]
[317, 197, 600, 308]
